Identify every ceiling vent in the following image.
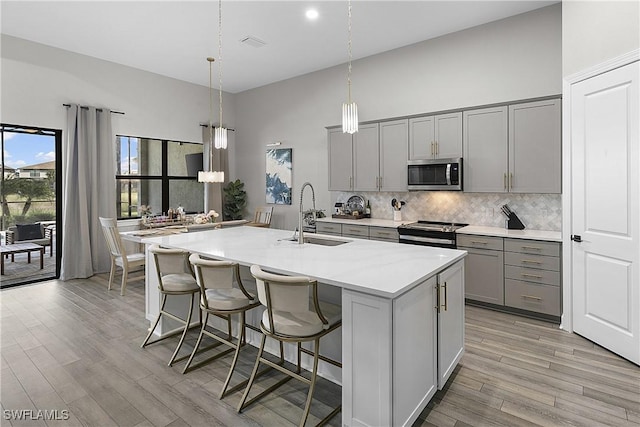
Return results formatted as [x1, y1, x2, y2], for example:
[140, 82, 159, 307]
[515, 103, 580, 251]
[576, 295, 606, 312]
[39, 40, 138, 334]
[240, 36, 266, 48]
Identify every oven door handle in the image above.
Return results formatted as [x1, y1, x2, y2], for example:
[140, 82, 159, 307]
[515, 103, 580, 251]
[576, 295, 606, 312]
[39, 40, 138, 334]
[446, 163, 452, 186]
[399, 235, 455, 246]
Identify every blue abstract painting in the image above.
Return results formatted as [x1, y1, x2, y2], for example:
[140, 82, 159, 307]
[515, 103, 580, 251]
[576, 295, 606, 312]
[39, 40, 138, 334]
[266, 148, 292, 205]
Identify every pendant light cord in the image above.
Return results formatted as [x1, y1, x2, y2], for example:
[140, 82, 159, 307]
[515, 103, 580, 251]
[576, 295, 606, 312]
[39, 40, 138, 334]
[347, 0, 353, 103]
[218, 0, 224, 128]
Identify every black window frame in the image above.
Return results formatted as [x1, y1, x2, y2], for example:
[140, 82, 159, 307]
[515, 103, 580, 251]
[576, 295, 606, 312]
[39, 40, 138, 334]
[115, 135, 202, 220]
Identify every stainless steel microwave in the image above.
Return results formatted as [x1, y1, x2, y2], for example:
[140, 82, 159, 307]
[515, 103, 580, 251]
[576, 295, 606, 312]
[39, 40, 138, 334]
[407, 158, 463, 191]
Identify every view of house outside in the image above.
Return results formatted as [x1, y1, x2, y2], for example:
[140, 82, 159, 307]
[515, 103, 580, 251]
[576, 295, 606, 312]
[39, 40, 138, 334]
[1, 130, 56, 229]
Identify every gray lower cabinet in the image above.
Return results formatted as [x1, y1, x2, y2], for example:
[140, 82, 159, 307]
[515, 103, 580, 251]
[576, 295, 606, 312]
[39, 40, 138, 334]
[316, 222, 342, 236]
[369, 226, 399, 242]
[457, 235, 504, 305]
[459, 233, 562, 318]
[503, 239, 561, 316]
[317, 222, 399, 242]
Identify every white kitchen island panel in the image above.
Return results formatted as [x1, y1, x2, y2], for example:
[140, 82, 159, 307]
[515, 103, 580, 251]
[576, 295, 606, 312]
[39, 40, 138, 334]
[139, 226, 466, 427]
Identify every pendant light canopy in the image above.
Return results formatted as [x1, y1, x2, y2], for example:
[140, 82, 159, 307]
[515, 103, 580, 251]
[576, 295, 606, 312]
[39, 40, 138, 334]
[198, 57, 224, 183]
[342, 0, 358, 134]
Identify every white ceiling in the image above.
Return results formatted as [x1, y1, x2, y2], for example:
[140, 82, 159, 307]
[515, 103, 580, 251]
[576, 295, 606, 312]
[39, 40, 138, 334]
[1, 1, 558, 93]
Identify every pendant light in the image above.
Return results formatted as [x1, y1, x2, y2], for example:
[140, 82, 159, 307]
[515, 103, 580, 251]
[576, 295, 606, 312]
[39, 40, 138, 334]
[198, 57, 224, 183]
[214, 0, 228, 149]
[342, 0, 358, 134]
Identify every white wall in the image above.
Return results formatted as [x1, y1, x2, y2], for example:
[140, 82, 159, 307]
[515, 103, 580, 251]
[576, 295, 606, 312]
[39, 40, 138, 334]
[1, 35, 236, 146]
[562, 1, 640, 77]
[235, 4, 562, 230]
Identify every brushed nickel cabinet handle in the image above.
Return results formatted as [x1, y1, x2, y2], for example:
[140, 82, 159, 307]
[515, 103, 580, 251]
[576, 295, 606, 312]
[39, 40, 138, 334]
[521, 259, 543, 265]
[521, 246, 542, 251]
[443, 282, 448, 311]
[379, 176, 383, 189]
[431, 141, 434, 157]
[521, 273, 543, 279]
[471, 241, 488, 245]
[509, 173, 513, 190]
[504, 173, 507, 190]
[435, 142, 439, 156]
[522, 294, 542, 301]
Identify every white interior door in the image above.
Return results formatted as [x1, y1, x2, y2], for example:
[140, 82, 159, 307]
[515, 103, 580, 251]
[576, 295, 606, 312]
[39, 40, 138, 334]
[571, 61, 639, 364]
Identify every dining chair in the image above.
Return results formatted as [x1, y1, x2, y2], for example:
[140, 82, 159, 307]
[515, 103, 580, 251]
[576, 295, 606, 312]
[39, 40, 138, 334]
[99, 217, 146, 296]
[140, 245, 201, 366]
[245, 206, 273, 228]
[183, 254, 263, 398]
[237, 265, 342, 427]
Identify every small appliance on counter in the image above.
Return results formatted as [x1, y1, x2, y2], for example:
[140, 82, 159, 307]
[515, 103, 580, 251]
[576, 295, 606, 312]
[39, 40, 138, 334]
[501, 204, 525, 230]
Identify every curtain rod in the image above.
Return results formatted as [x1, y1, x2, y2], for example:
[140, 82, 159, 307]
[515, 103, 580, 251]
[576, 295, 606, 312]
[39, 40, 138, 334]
[200, 123, 235, 132]
[63, 104, 125, 115]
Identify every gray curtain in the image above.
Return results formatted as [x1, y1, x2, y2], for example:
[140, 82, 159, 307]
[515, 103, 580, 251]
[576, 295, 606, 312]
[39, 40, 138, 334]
[60, 105, 116, 280]
[202, 125, 228, 214]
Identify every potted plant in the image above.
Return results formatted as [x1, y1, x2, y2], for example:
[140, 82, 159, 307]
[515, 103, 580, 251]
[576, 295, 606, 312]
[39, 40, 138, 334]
[223, 179, 247, 220]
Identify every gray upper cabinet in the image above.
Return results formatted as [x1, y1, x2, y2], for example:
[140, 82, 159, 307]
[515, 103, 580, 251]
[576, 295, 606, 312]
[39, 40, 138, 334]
[328, 128, 354, 191]
[508, 99, 561, 193]
[379, 119, 408, 191]
[463, 98, 561, 194]
[409, 112, 462, 160]
[328, 121, 407, 192]
[353, 124, 380, 192]
[463, 106, 508, 192]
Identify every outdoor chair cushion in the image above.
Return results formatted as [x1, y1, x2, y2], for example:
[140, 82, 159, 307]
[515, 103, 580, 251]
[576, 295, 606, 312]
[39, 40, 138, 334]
[16, 224, 44, 241]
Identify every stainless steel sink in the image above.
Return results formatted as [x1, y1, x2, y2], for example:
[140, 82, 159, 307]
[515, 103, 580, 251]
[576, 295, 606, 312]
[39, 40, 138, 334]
[281, 236, 350, 246]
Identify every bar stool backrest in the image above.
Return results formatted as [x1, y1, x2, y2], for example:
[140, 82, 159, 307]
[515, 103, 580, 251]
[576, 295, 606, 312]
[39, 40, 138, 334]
[148, 245, 192, 292]
[189, 254, 253, 310]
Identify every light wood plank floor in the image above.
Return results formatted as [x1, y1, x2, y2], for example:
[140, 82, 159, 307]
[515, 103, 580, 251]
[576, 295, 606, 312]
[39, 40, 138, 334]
[1, 275, 638, 427]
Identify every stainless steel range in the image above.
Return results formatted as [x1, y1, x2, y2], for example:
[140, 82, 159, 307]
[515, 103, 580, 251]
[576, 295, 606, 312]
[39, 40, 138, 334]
[397, 220, 468, 249]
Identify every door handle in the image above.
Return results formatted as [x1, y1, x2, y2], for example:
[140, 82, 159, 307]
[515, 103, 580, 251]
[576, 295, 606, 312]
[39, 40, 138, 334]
[504, 173, 507, 190]
[431, 141, 434, 157]
[571, 235, 582, 242]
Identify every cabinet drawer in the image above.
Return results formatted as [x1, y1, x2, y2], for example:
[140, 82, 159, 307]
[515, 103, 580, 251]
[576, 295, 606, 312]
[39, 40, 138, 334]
[504, 239, 560, 257]
[504, 252, 560, 272]
[505, 265, 560, 287]
[369, 227, 398, 242]
[505, 279, 560, 316]
[457, 234, 503, 251]
[342, 224, 369, 238]
[317, 223, 342, 235]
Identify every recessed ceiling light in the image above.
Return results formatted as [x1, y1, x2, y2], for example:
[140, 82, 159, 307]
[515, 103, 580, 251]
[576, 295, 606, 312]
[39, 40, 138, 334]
[306, 9, 319, 20]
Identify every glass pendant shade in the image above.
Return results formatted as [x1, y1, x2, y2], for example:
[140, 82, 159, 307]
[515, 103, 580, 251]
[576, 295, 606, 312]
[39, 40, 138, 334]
[342, 101, 358, 134]
[214, 126, 227, 149]
[198, 170, 224, 183]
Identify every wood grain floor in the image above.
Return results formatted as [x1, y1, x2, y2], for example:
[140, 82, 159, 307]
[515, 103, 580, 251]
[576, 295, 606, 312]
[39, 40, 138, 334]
[1, 275, 638, 427]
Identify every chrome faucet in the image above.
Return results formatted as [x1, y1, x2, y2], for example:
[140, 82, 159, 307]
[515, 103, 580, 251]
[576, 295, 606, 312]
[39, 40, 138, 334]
[298, 182, 316, 244]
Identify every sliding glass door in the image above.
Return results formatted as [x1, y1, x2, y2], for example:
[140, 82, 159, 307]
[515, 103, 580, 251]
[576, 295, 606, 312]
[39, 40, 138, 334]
[1, 124, 61, 288]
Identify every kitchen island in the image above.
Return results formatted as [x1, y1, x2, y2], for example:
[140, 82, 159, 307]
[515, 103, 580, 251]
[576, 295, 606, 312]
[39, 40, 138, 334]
[141, 226, 466, 427]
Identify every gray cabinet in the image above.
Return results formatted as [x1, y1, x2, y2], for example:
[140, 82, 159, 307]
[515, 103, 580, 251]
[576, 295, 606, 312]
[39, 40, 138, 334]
[328, 121, 407, 192]
[316, 222, 342, 236]
[409, 112, 462, 160]
[508, 99, 561, 193]
[436, 260, 465, 388]
[328, 124, 378, 191]
[328, 128, 353, 191]
[463, 106, 508, 192]
[504, 239, 561, 316]
[457, 235, 504, 305]
[353, 124, 380, 192]
[379, 119, 408, 191]
[463, 99, 561, 194]
[459, 233, 562, 318]
[317, 221, 399, 243]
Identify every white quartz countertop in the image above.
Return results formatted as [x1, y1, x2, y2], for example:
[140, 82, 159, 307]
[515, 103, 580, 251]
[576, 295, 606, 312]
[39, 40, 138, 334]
[316, 217, 413, 228]
[142, 226, 466, 299]
[457, 225, 562, 242]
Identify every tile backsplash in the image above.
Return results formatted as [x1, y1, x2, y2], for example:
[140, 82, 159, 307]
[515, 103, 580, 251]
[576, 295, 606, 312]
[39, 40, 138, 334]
[333, 192, 562, 231]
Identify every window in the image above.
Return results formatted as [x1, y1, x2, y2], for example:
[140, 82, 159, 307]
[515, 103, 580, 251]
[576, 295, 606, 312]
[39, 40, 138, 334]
[116, 136, 204, 219]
